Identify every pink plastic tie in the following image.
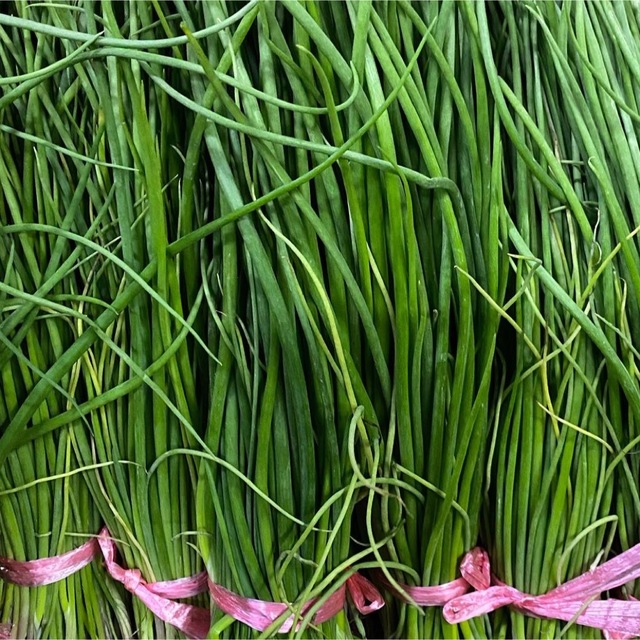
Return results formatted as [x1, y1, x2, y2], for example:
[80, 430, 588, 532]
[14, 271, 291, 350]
[0, 536, 98, 587]
[377, 547, 491, 606]
[347, 571, 386, 614]
[208, 572, 384, 632]
[97, 528, 210, 639]
[603, 596, 639, 640]
[443, 544, 640, 637]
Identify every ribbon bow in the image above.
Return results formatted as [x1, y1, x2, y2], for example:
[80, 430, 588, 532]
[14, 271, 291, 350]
[209, 570, 384, 633]
[443, 545, 640, 637]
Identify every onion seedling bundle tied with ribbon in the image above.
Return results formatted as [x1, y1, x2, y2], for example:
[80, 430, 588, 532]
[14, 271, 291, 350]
[3, 2, 640, 640]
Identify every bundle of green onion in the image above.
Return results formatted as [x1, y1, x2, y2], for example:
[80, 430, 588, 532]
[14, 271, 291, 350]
[477, 0, 640, 636]
[0, 4, 136, 635]
[0, 2, 209, 637]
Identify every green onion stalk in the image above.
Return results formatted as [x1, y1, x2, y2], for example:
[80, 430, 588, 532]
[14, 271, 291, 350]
[184, 1, 509, 637]
[165, 1, 393, 637]
[75, 2, 211, 636]
[549, 0, 640, 605]
[318, 2, 510, 638]
[0, 4, 133, 637]
[0, 2, 210, 637]
[476, 2, 626, 637]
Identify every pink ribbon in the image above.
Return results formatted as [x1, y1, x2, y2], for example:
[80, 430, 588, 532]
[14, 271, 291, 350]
[97, 529, 210, 638]
[443, 545, 640, 637]
[0, 537, 99, 587]
[378, 547, 491, 606]
[208, 570, 384, 632]
[604, 597, 639, 640]
[0, 527, 384, 638]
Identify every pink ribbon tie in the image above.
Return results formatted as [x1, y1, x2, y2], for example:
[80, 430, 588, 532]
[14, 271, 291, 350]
[0, 537, 99, 587]
[97, 529, 210, 639]
[347, 571, 385, 613]
[377, 547, 491, 607]
[443, 544, 640, 637]
[208, 572, 384, 633]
